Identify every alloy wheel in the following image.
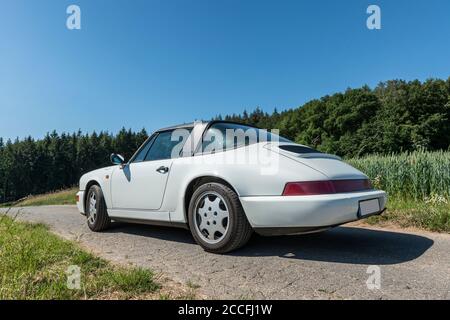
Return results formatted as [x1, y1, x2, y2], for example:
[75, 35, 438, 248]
[193, 192, 230, 244]
[88, 192, 97, 224]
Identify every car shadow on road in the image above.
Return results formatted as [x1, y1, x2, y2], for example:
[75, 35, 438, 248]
[235, 226, 434, 265]
[105, 223, 434, 265]
[105, 222, 197, 244]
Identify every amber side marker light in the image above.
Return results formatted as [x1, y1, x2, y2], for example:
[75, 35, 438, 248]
[282, 179, 372, 196]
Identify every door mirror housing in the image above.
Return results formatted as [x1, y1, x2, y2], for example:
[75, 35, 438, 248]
[110, 153, 125, 165]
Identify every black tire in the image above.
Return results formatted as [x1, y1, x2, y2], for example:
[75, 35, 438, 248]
[188, 182, 253, 253]
[85, 185, 111, 232]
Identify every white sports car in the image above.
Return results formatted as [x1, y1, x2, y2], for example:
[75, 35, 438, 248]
[76, 121, 387, 253]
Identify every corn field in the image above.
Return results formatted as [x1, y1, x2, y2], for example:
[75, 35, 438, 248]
[347, 151, 450, 200]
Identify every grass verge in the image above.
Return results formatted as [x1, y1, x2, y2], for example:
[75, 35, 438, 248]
[0, 213, 160, 299]
[0, 188, 77, 208]
[364, 196, 450, 233]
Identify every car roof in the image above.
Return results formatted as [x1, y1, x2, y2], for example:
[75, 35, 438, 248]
[155, 121, 204, 132]
[156, 120, 260, 132]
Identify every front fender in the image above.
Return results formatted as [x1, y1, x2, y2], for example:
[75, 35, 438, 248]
[79, 166, 116, 208]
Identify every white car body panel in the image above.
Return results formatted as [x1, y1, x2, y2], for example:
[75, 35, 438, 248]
[77, 121, 387, 235]
[110, 159, 172, 210]
[165, 143, 332, 223]
[240, 190, 387, 229]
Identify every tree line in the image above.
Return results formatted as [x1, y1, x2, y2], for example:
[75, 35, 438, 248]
[1, 77, 449, 202]
[0, 129, 148, 203]
[217, 78, 450, 157]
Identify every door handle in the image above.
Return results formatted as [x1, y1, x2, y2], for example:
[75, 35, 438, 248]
[156, 166, 169, 174]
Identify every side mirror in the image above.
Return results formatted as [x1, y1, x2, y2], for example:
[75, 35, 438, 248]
[110, 153, 125, 165]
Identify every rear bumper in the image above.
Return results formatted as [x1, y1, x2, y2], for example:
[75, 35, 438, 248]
[76, 191, 85, 215]
[240, 190, 387, 235]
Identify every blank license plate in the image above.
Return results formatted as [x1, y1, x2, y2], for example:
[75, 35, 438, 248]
[359, 199, 380, 217]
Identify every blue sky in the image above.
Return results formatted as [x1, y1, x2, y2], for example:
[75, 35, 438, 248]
[1, 0, 449, 140]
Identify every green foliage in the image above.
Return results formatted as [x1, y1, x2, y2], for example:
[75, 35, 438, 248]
[218, 78, 450, 157]
[0, 128, 147, 203]
[364, 197, 450, 233]
[347, 150, 450, 200]
[0, 215, 159, 299]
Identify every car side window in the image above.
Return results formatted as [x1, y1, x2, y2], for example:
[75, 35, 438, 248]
[145, 129, 192, 161]
[132, 135, 156, 163]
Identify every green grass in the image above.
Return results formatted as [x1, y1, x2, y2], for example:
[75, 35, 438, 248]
[0, 214, 160, 299]
[0, 188, 77, 208]
[347, 150, 450, 199]
[365, 196, 450, 233]
[346, 150, 450, 233]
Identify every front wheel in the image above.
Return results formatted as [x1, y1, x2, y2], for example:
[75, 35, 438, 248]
[188, 182, 253, 253]
[86, 185, 111, 232]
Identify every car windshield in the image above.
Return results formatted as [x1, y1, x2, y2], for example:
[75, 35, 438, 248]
[201, 122, 291, 153]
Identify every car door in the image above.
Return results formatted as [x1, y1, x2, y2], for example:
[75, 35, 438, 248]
[110, 130, 184, 211]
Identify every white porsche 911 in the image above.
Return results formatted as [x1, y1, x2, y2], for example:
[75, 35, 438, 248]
[76, 121, 387, 253]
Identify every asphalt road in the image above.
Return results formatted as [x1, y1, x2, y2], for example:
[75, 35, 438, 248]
[2, 205, 449, 299]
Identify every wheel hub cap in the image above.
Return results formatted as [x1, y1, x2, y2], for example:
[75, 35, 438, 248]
[88, 193, 97, 224]
[194, 192, 229, 244]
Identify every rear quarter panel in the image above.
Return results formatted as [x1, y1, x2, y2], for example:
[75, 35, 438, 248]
[164, 143, 328, 223]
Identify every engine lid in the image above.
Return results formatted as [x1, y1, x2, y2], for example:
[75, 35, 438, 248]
[264, 143, 368, 180]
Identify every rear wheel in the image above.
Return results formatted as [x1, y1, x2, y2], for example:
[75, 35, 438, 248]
[86, 185, 111, 231]
[188, 182, 253, 253]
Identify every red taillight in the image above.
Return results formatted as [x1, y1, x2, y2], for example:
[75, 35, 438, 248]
[282, 181, 335, 196]
[282, 179, 372, 196]
[332, 179, 372, 193]
[76, 194, 80, 203]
